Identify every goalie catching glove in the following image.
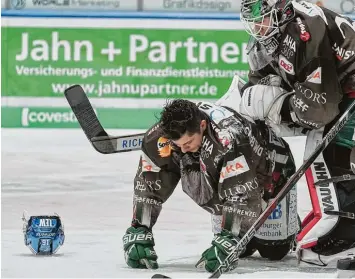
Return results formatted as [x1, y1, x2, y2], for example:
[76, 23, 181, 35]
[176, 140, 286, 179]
[122, 226, 158, 269]
[196, 230, 244, 273]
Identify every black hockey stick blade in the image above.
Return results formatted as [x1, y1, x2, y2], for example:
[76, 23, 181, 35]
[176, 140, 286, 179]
[209, 100, 355, 279]
[64, 85, 108, 140]
[64, 85, 144, 154]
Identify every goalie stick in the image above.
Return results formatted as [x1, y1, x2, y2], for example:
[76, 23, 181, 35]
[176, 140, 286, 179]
[152, 100, 355, 279]
[64, 85, 144, 154]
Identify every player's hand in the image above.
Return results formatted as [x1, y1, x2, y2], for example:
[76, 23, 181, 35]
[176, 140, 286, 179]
[122, 226, 158, 269]
[196, 230, 242, 273]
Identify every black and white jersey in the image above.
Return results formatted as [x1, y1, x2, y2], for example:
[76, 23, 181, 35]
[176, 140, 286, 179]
[131, 102, 293, 236]
[247, 1, 355, 130]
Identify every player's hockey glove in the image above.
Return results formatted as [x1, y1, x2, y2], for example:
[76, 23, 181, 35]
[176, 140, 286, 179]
[196, 230, 243, 273]
[122, 226, 158, 269]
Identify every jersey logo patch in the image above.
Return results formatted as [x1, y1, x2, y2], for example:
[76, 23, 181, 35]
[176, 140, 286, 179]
[141, 151, 161, 172]
[296, 17, 311, 42]
[306, 67, 322, 84]
[279, 55, 295, 75]
[157, 137, 172, 157]
[219, 155, 250, 183]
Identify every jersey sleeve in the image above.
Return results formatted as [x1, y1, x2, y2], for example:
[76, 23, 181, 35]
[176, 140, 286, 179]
[132, 129, 180, 229]
[287, 17, 342, 129]
[218, 138, 264, 237]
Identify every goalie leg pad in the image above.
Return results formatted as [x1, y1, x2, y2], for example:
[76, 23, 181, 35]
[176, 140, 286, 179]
[298, 130, 355, 265]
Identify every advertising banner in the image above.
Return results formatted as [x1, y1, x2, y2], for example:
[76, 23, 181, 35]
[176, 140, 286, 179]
[2, 18, 249, 128]
[1, 107, 160, 128]
[307, 0, 355, 15]
[143, 0, 241, 12]
[1, 21, 250, 101]
[9, 0, 138, 11]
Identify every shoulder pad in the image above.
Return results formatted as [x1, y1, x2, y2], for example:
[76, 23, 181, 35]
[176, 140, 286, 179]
[196, 101, 234, 124]
[292, 1, 328, 25]
[143, 123, 176, 163]
[145, 123, 163, 141]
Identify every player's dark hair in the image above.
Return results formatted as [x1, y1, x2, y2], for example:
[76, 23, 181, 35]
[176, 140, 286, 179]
[160, 99, 202, 140]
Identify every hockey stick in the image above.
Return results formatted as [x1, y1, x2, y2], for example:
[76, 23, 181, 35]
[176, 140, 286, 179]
[64, 85, 144, 154]
[153, 100, 355, 279]
[64, 76, 245, 154]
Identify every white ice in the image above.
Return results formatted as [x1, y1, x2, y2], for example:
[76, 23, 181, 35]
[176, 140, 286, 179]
[1, 129, 337, 278]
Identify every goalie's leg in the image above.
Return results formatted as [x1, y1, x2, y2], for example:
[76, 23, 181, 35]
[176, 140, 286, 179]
[298, 141, 355, 266]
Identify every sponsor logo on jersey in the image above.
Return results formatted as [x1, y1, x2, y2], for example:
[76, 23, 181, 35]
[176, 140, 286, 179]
[296, 17, 311, 42]
[279, 55, 295, 75]
[306, 67, 322, 84]
[141, 152, 161, 172]
[202, 136, 213, 155]
[294, 82, 327, 104]
[157, 137, 172, 157]
[294, 1, 323, 18]
[219, 155, 250, 183]
[135, 178, 162, 192]
[281, 35, 296, 59]
[333, 42, 355, 61]
[283, 35, 296, 52]
[222, 206, 257, 218]
[242, 126, 264, 156]
[268, 204, 282, 220]
[133, 195, 162, 207]
[299, 118, 320, 129]
[292, 96, 309, 112]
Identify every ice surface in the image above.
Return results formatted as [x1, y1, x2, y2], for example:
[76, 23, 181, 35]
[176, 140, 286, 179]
[1, 129, 337, 278]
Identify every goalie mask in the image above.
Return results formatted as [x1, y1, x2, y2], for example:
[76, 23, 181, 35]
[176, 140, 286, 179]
[22, 212, 65, 255]
[241, 0, 295, 70]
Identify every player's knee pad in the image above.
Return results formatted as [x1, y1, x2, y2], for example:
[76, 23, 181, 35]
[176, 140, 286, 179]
[254, 185, 299, 260]
[239, 238, 257, 258]
[256, 238, 294, 260]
